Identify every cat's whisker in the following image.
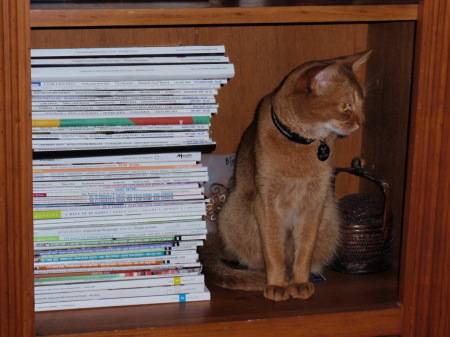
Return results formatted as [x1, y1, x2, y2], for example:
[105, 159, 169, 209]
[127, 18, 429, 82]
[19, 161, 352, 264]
[363, 70, 384, 97]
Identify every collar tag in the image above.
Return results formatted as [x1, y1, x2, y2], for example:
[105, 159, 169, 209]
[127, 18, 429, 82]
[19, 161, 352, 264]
[317, 141, 330, 161]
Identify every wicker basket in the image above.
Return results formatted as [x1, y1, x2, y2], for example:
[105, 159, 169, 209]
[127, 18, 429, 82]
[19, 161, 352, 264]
[330, 158, 393, 274]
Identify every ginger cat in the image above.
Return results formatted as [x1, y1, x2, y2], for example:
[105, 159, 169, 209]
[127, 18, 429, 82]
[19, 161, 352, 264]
[200, 51, 371, 301]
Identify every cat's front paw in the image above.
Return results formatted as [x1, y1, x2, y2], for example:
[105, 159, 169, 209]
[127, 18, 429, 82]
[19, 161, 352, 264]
[287, 282, 314, 299]
[263, 285, 290, 301]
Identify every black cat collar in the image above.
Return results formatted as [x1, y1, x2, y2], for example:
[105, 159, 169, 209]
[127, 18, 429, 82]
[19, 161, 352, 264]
[271, 105, 330, 161]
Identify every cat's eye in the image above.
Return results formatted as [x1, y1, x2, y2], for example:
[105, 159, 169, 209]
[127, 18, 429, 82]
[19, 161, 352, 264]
[340, 102, 352, 113]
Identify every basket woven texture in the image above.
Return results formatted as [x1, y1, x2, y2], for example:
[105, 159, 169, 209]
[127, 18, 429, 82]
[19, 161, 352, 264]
[330, 159, 393, 274]
[331, 193, 392, 274]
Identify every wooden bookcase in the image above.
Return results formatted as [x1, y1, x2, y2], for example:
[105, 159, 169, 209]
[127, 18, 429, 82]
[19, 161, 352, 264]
[1, 1, 448, 336]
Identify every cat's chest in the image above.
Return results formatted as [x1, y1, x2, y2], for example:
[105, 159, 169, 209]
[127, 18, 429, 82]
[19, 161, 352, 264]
[274, 177, 325, 203]
[267, 176, 329, 229]
[254, 136, 333, 210]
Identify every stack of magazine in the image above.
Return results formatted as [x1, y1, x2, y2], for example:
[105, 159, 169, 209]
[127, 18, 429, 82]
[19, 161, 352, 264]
[31, 45, 234, 156]
[31, 45, 234, 311]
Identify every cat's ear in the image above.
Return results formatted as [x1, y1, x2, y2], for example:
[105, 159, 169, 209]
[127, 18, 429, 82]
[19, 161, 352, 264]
[338, 50, 372, 72]
[298, 65, 337, 95]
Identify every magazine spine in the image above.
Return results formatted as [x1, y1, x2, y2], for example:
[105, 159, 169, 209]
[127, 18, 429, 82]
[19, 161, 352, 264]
[32, 172, 209, 183]
[32, 151, 201, 165]
[34, 262, 202, 275]
[32, 103, 218, 111]
[35, 274, 204, 293]
[33, 163, 201, 173]
[32, 55, 228, 66]
[32, 95, 216, 104]
[33, 177, 207, 190]
[31, 45, 225, 57]
[34, 228, 208, 242]
[35, 289, 210, 311]
[34, 255, 199, 270]
[33, 201, 207, 220]
[32, 89, 218, 96]
[33, 235, 207, 249]
[34, 220, 206, 237]
[35, 240, 203, 256]
[33, 125, 210, 135]
[34, 268, 202, 284]
[34, 249, 197, 263]
[33, 187, 203, 198]
[35, 247, 201, 261]
[35, 283, 206, 303]
[31, 64, 235, 82]
[32, 116, 210, 127]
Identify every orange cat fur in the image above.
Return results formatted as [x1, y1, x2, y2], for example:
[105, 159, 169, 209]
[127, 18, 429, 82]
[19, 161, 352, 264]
[199, 51, 371, 301]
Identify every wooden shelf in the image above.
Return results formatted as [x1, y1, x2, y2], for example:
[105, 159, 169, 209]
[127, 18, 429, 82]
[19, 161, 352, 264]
[2, 0, 450, 336]
[30, 4, 418, 27]
[35, 269, 401, 336]
[26, 15, 413, 336]
[29, 8, 412, 337]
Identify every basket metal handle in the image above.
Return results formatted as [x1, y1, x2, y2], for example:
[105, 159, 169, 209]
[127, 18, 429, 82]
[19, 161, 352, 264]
[334, 157, 392, 242]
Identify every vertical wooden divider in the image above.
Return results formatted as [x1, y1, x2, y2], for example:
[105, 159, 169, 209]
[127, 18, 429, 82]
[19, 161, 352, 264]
[401, 0, 450, 336]
[0, 0, 34, 336]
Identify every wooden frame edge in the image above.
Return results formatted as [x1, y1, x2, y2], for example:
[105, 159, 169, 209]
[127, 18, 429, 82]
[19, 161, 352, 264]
[42, 307, 402, 337]
[0, 0, 34, 336]
[30, 5, 418, 28]
[400, 0, 450, 336]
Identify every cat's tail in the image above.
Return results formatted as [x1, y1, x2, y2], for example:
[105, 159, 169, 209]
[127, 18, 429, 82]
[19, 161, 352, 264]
[198, 232, 266, 291]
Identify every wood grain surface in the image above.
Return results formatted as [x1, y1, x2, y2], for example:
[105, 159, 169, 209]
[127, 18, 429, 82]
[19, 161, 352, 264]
[400, 0, 450, 336]
[30, 5, 418, 28]
[0, 0, 34, 336]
